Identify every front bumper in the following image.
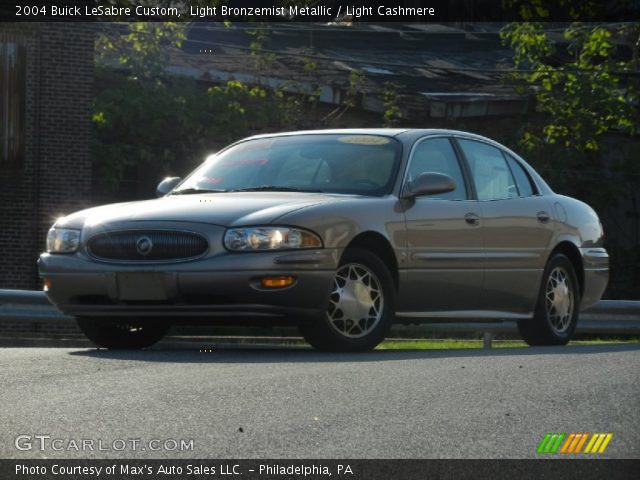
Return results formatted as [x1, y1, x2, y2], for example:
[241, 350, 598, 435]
[38, 248, 339, 321]
[579, 247, 609, 310]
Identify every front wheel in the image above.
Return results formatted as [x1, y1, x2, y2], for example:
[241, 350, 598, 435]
[300, 248, 396, 352]
[518, 253, 579, 346]
[76, 317, 170, 349]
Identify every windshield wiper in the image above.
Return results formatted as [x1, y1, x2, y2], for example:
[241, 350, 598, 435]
[229, 185, 322, 193]
[170, 187, 226, 195]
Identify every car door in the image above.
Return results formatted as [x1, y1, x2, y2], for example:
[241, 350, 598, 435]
[455, 137, 554, 314]
[399, 136, 484, 314]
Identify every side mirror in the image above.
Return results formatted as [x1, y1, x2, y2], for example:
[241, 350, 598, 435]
[403, 172, 456, 199]
[156, 177, 182, 197]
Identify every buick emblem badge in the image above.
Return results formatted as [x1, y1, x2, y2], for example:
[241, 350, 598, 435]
[136, 236, 153, 256]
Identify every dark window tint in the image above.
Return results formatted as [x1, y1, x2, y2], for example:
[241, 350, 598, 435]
[407, 138, 466, 200]
[504, 153, 535, 197]
[458, 139, 518, 201]
[0, 42, 26, 166]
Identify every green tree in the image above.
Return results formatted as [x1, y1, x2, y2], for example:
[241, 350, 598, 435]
[382, 82, 403, 127]
[501, 22, 638, 152]
[92, 22, 322, 194]
[322, 69, 365, 122]
[96, 22, 186, 81]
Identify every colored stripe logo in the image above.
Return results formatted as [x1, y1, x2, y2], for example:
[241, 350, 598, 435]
[537, 433, 613, 454]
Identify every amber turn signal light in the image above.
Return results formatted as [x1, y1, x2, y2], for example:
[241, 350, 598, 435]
[43, 277, 51, 291]
[260, 276, 296, 289]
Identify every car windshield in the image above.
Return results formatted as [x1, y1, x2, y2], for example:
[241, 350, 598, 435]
[174, 134, 402, 196]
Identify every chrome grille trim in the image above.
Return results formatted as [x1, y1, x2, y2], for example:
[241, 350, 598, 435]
[87, 230, 209, 262]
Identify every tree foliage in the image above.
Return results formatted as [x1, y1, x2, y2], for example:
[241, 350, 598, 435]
[93, 72, 310, 193]
[96, 23, 186, 81]
[501, 0, 635, 22]
[382, 82, 403, 127]
[501, 22, 639, 152]
[92, 22, 323, 193]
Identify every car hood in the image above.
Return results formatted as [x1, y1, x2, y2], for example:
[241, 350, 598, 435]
[56, 192, 348, 229]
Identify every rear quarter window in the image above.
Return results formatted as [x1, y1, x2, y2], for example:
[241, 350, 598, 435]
[504, 153, 536, 197]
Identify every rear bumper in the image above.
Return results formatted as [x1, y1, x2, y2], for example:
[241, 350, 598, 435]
[579, 247, 609, 310]
[38, 250, 337, 320]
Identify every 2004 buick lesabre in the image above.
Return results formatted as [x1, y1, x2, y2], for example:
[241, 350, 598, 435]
[38, 129, 609, 351]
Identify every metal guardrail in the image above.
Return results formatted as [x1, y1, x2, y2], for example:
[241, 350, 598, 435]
[0, 289, 74, 323]
[394, 300, 640, 336]
[0, 289, 639, 336]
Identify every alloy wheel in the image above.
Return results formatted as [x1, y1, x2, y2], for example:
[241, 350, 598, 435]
[545, 266, 574, 334]
[327, 263, 384, 338]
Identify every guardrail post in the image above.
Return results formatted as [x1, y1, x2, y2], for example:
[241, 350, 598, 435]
[483, 331, 494, 349]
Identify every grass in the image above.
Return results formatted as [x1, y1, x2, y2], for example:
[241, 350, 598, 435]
[377, 338, 640, 350]
[177, 335, 639, 350]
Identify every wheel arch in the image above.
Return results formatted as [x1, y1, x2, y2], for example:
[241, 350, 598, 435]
[548, 241, 584, 299]
[344, 231, 399, 291]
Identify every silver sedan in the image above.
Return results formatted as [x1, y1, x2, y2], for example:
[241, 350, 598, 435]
[38, 129, 609, 351]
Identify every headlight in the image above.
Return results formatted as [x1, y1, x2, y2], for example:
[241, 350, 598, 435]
[224, 226, 322, 251]
[46, 228, 81, 253]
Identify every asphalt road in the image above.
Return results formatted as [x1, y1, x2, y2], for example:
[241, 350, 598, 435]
[0, 343, 639, 459]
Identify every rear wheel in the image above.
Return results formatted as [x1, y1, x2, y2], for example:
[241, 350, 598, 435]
[518, 253, 579, 346]
[77, 317, 170, 349]
[300, 248, 396, 352]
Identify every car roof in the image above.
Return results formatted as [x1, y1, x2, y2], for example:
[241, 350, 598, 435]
[246, 128, 499, 142]
[247, 128, 410, 139]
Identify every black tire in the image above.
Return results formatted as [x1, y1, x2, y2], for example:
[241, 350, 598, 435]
[518, 253, 580, 346]
[77, 317, 170, 349]
[300, 247, 396, 352]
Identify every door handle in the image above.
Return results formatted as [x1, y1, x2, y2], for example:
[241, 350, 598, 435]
[537, 211, 551, 223]
[464, 213, 480, 226]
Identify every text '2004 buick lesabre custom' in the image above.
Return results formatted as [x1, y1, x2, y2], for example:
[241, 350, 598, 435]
[39, 129, 609, 351]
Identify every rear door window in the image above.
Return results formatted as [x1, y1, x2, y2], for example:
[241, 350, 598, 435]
[458, 139, 518, 201]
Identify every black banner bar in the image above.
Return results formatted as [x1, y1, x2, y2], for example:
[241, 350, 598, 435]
[2, 0, 640, 23]
[2, 459, 640, 480]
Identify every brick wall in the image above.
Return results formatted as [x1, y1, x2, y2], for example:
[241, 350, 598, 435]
[0, 22, 94, 289]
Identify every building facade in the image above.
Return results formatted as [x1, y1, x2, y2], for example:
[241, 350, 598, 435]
[0, 23, 94, 289]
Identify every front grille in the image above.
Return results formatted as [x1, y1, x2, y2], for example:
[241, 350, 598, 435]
[88, 230, 208, 261]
